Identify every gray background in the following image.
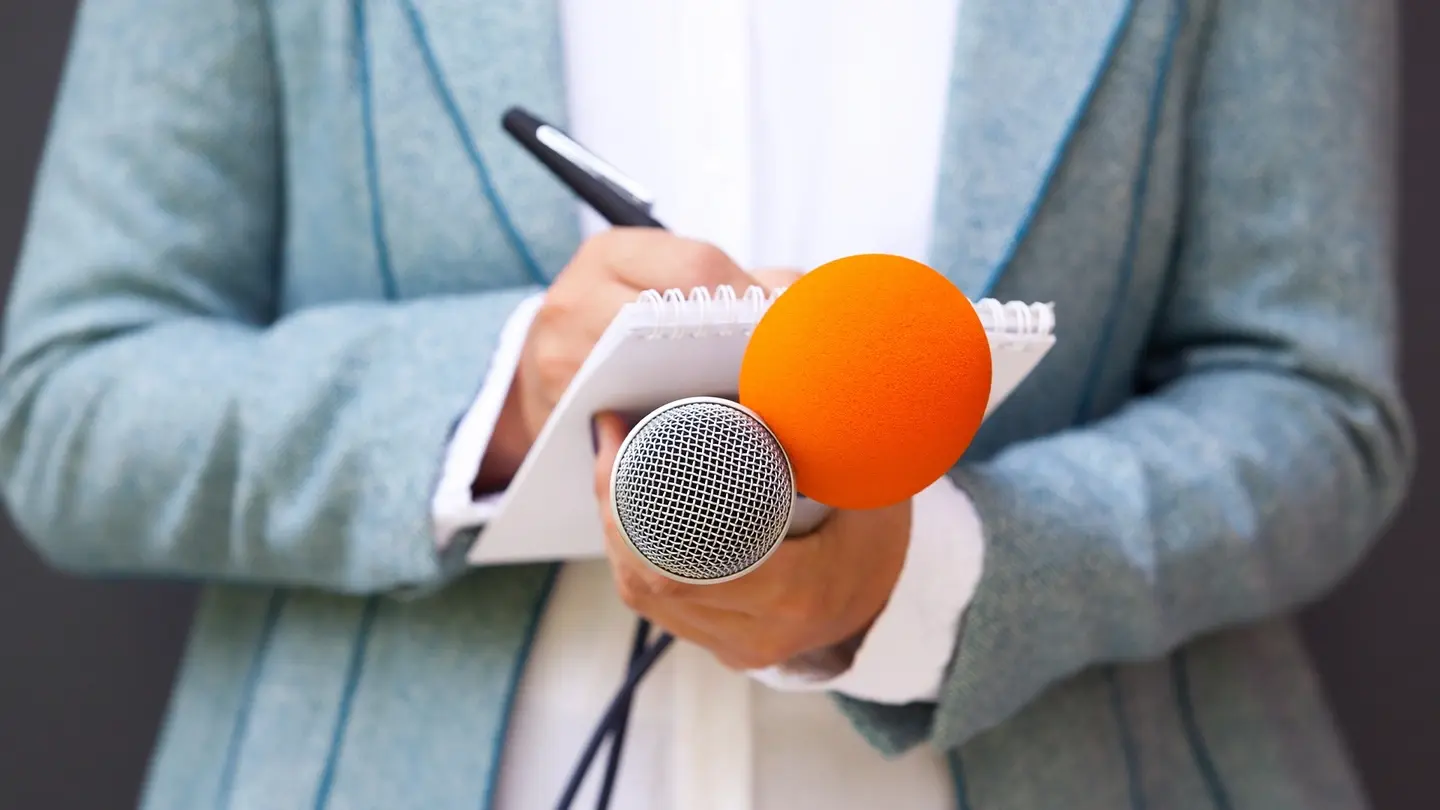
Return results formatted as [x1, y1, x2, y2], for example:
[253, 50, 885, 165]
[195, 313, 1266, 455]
[1, 2, 1436, 808]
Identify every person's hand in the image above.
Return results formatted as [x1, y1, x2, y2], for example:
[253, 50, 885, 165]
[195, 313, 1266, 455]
[475, 230, 789, 491]
[589, 412, 912, 671]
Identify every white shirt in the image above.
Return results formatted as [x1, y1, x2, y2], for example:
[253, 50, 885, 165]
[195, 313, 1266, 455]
[435, 2, 986, 808]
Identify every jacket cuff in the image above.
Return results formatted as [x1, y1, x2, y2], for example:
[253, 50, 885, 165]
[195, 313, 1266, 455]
[430, 292, 545, 553]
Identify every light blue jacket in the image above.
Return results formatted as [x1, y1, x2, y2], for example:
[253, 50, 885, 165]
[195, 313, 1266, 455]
[0, 0, 1414, 808]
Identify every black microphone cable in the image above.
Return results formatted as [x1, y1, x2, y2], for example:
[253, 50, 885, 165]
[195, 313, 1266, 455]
[555, 618, 676, 810]
[595, 618, 653, 807]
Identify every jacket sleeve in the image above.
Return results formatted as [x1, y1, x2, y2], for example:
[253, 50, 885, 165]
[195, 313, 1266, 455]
[0, 0, 540, 594]
[836, 0, 1415, 753]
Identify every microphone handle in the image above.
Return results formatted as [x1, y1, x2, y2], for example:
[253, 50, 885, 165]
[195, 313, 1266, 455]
[787, 495, 832, 536]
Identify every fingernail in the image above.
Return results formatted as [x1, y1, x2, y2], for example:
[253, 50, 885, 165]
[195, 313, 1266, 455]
[589, 416, 600, 454]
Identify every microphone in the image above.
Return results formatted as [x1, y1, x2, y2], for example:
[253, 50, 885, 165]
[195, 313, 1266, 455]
[609, 396, 831, 584]
[566, 253, 998, 810]
[609, 252, 995, 581]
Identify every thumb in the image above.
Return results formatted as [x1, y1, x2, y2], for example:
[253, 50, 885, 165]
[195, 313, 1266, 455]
[750, 266, 804, 293]
[591, 412, 631, 502]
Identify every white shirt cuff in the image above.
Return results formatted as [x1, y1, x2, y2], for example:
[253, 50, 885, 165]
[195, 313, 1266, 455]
[430, 293, 545, 551]
[748, 474, 985, 704]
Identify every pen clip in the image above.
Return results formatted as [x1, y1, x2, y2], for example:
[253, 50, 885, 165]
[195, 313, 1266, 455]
[535, 124, 656, 214]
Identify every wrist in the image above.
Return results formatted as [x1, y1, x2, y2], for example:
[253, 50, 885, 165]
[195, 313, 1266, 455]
[779, 625, 870, 680]
[473, 378, 528, 495]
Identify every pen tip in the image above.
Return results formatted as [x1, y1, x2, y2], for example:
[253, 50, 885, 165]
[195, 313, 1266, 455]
[502, 106, 541, 135]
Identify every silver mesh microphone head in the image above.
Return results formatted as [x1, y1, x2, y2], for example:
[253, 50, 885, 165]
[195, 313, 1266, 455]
[610, 396, 796, 584]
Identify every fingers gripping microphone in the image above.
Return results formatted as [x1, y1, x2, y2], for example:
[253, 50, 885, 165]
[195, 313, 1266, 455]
[610, 396, 831, 584]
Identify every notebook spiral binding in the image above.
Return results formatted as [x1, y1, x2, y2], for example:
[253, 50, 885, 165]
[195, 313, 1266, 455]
[971, 298, 1057, 342]
[630, 284, 1055, 342]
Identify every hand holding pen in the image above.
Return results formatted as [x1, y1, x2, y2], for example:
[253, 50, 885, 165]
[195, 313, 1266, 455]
[479, 109, 794, 491]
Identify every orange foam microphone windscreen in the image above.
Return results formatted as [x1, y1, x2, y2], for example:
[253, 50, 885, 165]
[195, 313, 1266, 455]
[738, 254, 992, 510]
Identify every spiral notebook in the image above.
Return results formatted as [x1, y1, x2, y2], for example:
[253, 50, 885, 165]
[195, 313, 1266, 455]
[467, 285, 1056, 565]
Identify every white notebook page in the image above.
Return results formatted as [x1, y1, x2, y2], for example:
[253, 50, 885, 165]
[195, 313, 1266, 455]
[468, 287, 1055, 565]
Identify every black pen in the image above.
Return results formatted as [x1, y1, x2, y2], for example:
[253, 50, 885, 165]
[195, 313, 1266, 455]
[502, 106, 666, 230]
